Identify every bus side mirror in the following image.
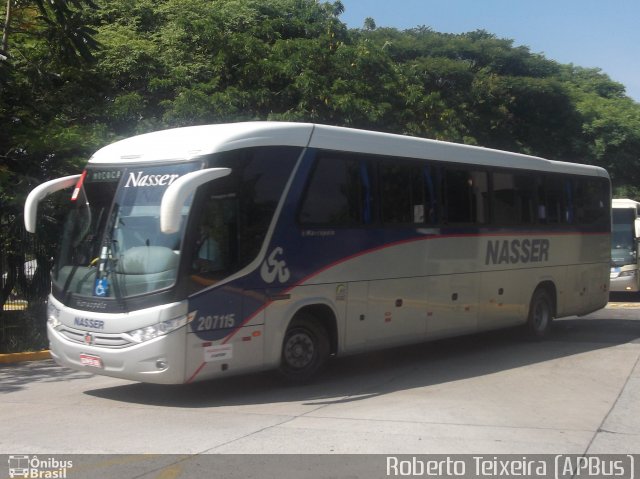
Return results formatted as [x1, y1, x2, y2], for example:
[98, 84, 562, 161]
[24, 174, 81, 233]
[160, 168, 231, 234]
[635, 218, 640, 239]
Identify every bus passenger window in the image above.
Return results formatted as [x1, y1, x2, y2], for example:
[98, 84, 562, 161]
[299, 155, 368, 226]
[380, 160, 426, 225]
[564, 179, 575, 223]
[492, 172, 537, 225]
[574, 178, 609, 226]
[192, 198, 236, 276]
[423, 165, 439, 224]
[541, 176, 568, 224]
[443, 168, 488, 224]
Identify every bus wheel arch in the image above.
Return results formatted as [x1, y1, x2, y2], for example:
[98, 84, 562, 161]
[525, 282, 556, 339]
[278, 305, 335, 382]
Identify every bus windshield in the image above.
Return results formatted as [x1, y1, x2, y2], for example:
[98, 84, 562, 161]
[53, 163, 200, 300]
[612, 208, 636, 267]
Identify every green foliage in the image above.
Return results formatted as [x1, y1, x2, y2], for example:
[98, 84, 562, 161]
[1, 1, 105, 327]
[1, 67, 110, 211]
[2, 0, 640, 208]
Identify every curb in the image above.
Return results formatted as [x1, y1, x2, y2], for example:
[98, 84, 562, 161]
[607, 303, 640, 309]
[0, 350, 51, 364]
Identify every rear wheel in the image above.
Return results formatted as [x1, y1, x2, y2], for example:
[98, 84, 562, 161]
[279, 314, 330, 383]
[525, 288, 553, 339]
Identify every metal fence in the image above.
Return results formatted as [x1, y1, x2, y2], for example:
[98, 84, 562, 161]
[0, 227, 51, 353]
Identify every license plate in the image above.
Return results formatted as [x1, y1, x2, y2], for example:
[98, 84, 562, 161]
[80, 353, 103, 368]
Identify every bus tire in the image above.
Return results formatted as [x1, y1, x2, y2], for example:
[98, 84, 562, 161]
[278, 314, 330, 383]
[525, 288, 553, 339]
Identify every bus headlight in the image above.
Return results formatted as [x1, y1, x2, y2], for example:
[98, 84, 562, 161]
[619, 270, 637, 278]
[47, 301, 61, 329]
[125, 312, 196, 343]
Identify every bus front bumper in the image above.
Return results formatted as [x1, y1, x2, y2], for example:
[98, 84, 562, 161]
[48, 323, 187, 384]
[610, 268, 639, 292]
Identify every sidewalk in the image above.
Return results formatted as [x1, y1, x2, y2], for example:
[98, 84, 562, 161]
[0, 350, 50, 364]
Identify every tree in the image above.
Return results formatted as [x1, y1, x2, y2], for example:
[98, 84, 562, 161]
[363, 17, 376, 31]
[1, 0, 98, 63]
[0, 0, 101, 322]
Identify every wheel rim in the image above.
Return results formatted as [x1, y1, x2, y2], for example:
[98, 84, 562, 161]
[283, 330, 315, 370]
[532, 299, 549, 332]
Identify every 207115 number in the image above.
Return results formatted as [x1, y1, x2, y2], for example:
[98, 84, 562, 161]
[196, 314, 236, 331]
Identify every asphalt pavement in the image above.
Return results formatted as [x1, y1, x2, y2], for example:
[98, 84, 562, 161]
[0, 297, 639, 477]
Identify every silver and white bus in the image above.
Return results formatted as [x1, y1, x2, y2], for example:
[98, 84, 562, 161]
[24, 122, 611, 384]
[610, 198, 640, 292]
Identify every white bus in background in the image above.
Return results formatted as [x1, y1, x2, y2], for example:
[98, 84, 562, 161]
[24, 122, 611, 384]
[610, 198, 640, 292]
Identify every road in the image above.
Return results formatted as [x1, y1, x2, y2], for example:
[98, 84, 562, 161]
[0, 296, 639, 477]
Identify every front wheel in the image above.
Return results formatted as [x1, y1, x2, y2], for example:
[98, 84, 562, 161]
[525, 288, 553, 339]
[279, 315, 330, 383]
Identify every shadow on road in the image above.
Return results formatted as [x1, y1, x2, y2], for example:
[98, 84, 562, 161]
[0, 359, 93, 394]
[80, 315, 640, 409]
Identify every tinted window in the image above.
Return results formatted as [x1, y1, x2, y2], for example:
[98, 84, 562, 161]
[190, 147, 300, 280]
[380, 160, 426, 224]
[574, 177, 609, 226]
[299, 155, 372, 226]
[492, 172, 538, 225]
[443, 168, 488, 224]
[540, 176, 571, 224]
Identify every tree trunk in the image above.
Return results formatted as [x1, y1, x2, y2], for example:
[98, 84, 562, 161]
[1, 0, 12, 59]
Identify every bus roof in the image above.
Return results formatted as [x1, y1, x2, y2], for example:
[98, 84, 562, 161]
[89, 122, 608, 177]
[612, 198, 640, 208]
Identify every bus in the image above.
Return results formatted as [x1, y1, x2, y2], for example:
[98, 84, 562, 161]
[24, 122, 611, 384]
[610, 198, 640, 292]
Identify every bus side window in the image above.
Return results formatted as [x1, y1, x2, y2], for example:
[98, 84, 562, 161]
[574, 177, 610, 226]
[443, 168, 488, 225]
[188, 146, 299, 283]
[564, 178, 575, 224]
[423, 165, 439, 224]
[492, 172, 537, 225]
[380, 159, 426, 225]
[542, 176, 565, 224]
[299, 155, 369, 226]
[191, 193, 237, 278]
